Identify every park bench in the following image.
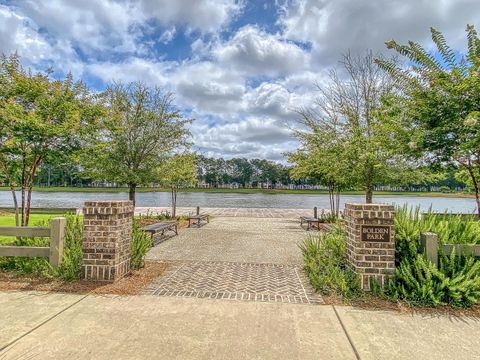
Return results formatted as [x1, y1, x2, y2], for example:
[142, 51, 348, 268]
[188, 207, 210, 228]
[142, 221, 179, 240]
[300, 216, 321, 231]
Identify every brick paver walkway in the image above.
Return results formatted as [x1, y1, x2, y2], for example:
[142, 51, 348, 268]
[145, 216, 323, 304]
[145, 261, 322, 304]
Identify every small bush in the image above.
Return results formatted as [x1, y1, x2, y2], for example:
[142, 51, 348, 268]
[55, 214, 83, 280]
[0, 233, 50, 274]
[0, 214, 84, 279]
[389, 207, 480, 307]
[300, 227, 360, 299]
[131, 219, 152, 270]
[394, 206, 480, 263]
[387, 251, 480, 307]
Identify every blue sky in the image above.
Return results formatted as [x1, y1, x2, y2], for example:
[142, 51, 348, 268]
[0, 0, 479, 160]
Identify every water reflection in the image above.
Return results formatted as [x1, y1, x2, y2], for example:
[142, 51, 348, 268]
[0, 191, 476, 213]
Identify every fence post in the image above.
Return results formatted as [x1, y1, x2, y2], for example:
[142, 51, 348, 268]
[196, 206, 200, 215]
[421, 232, 438, 265]
[313, 206, 318, 218]
[49, 217, 66, 268]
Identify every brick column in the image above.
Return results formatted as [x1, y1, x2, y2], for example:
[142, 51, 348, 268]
[344, 203, 395, 290]
[82, 200, 133, 281]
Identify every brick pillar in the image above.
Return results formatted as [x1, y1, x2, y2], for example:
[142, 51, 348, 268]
[81, 200, 133, 281]
[344, 203, 395, 290]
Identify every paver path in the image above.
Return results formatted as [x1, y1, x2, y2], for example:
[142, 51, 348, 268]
[145, 217, 322, 304]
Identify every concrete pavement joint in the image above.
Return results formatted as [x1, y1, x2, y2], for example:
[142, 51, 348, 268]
[333, 305, 361, 360]
[0, 294, 89, 353]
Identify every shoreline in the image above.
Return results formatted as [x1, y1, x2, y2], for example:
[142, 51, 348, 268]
[0, 186, 474, 198]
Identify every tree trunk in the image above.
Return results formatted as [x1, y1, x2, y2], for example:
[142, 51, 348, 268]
[465, 162, 480, 220]
[128, 183, 136, 208]
[0, 155, 20, 226]
[335, 190, 340, 217]
[365, 185, 373, 204]
[171, 187, 177, 218]
[25, 156, 41, 226]
[9, 185, 19, 227]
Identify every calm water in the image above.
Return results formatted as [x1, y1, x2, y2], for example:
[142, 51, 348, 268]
[0, 191, 476, 213]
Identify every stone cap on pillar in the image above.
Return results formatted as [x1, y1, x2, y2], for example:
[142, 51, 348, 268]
[83, 200, 133, 215]
[344, 203, 395, 220]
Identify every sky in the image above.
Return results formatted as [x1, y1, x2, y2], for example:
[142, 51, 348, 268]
[0, 0, 479, 161]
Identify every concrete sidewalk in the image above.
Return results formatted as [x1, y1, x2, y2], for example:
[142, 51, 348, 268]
[1, 291, 479, 359]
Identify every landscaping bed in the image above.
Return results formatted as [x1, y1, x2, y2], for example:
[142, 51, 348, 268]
[301, 207, 480, 313]
[0, 261, 167, 295]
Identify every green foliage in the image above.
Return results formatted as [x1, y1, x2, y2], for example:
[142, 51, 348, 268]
[290, 51, 426, 206]
[131, 219, 152, 270]
[387, 252, 480, 307]
[378, 25, 480, 217]
[0, 233, 50, 274]
[157, 153, 197, 216]
[300, 227, 360, 299]
[0, 53, 103, 226]
[79, 82, 191, 205]
[389, 207, 480, 307]
[0, 214, 84, 279]
[395, 206, 480, 263]
[55, 214, 83, 280]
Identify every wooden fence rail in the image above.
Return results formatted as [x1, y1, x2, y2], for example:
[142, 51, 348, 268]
[420, 232, 480, 264]
[0, 217, 66, 268]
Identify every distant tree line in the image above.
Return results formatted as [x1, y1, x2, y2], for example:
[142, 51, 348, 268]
[196, 156, 291, 188]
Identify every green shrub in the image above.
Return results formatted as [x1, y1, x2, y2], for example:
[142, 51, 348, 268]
[0, 233, 50, 274]
[387, 251, 480, 307]
[131, 219, 152, 270]
[55, 214, 83, 280]
[300, 227, 360, 299]
[394, 206, 480, 263]
[0, 214, 84, 279]
[389, 207, 480, 307]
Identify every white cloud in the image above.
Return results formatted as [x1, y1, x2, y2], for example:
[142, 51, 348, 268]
[86, 58, 175, 86]
[172, 61, 246, 113]
[159, 27, 177, 44]
[1, 0, 479, 161]
[279, 0, 480, 66]
[140, 0, 244, 33]
[214, 25, 310, 76]
[193, 117, 297, 160]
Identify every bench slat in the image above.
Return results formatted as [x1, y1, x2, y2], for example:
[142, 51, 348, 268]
[142, 221, 179, 232]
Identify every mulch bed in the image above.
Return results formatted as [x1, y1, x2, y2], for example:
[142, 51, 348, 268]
[0, 261, 168, 295]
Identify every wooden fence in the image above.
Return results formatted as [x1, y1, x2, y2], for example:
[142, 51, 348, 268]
[0, 217, 66, 267]
[420, 232, 480, 264]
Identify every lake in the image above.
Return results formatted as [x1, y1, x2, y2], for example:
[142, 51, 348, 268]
[0, 191, 477, 213]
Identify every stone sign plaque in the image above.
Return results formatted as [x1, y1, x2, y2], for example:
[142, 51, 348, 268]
[361, 225, 391, 242]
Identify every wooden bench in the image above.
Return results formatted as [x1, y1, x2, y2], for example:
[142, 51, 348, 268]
[188, 214, 209, 228]
[142, 221, 179, 240]
[300, 216, 321, 231]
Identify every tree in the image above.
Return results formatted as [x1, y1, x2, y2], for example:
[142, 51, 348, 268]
[293, 51, 423, 204]
[229, 158, 254, 187]
[81, 82, 191, 207]
[377, 25, 480, 217]
[288, 109, 354, 215]
[157, 153, 197, 217]
[0, 54, 102, 225]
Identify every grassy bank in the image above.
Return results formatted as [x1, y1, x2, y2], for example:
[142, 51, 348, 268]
[0, 213, 61, 244]
[0, 186, 473, 198]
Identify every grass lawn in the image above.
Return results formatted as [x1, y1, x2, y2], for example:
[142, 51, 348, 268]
[0, 186, 473, 198]
[0, 213, 63, 245]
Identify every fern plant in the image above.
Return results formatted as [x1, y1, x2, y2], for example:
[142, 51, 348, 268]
[388, 251, 480, 307]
